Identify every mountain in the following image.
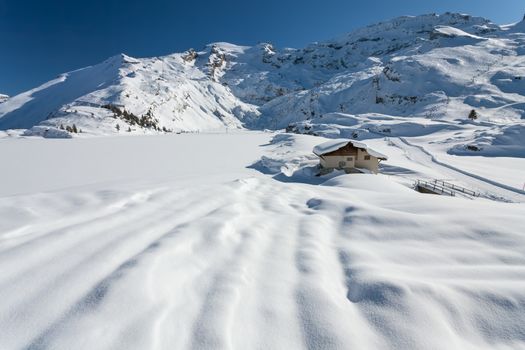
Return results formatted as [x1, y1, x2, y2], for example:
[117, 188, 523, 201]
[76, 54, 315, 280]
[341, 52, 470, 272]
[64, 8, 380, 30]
[0, 12, 524, 148]
[0, 53, 256, 136]
[259, 14, 525, 127]
[0, 94, 8, 103]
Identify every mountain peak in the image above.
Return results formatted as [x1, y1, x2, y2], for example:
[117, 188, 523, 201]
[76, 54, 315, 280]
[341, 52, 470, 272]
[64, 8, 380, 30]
[103, 53, 140, 66]
[1, 12, 524, 138]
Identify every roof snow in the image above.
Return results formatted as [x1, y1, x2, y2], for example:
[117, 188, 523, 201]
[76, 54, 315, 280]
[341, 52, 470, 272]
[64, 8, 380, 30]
[313, 139, 388, 160]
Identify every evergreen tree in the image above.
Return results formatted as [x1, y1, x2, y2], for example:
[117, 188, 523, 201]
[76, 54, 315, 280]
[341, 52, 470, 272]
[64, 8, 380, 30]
[115, 124, 120, 132]
[72, 124, 78, 133]
[468, 109, 478, 120]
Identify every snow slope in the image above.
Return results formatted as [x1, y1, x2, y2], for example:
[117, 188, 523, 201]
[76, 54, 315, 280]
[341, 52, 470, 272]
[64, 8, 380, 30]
[1, 132, 524, 349]
[0, 94, 8, 103]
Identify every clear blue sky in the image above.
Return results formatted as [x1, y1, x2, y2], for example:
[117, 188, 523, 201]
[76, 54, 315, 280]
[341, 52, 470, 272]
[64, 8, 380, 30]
[1, 0, 523, 95]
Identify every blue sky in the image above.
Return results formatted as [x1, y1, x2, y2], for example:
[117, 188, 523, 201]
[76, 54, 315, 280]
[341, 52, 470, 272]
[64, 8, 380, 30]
[0, 0, 523, 95]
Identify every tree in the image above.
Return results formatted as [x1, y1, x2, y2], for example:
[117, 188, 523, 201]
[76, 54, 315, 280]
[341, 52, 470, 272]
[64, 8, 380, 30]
[468, 109, 478, 120]
[72, 124, 78, 133]
[115, 124, 120, 132]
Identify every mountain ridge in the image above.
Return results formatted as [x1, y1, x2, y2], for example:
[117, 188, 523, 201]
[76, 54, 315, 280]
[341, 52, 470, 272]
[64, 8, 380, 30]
[0, 12, 524, 154]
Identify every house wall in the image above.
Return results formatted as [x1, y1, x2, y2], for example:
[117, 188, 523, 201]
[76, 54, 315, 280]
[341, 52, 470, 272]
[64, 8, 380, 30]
[355, 148, 379, 173]
[320, 148, 380, 173]
[320, 155, 356, 169]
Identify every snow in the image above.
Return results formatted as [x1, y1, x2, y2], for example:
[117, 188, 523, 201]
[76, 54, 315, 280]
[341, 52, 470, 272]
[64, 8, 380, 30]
[432, 25, 486, 40]
[448, 124, 525, 158]
[1, 11, 525, 348]
[1, 132, 525, 350]
[313, 138, 388, 159]
[22, 126, 73, 139]
[0, 131, 268, 197]
[0, 94, 8, 103]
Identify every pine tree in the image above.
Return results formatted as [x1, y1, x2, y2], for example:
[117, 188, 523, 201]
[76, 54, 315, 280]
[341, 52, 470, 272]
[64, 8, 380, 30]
[468, 109, 478, 120]
[72, 124, 78, 133]
[115, 124, 120, 132]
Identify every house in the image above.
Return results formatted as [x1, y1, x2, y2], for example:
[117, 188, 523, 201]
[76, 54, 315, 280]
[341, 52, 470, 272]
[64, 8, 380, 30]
[313, 139, 387, 174]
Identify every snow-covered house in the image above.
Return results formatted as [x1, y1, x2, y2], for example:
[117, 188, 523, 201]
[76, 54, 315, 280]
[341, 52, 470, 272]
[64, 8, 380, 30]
[313, 139, 387, 174]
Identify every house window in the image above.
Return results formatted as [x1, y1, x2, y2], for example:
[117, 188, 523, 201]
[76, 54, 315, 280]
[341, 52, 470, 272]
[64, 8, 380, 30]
[347, 157, 353, 161]
[364, 155, 371, 160]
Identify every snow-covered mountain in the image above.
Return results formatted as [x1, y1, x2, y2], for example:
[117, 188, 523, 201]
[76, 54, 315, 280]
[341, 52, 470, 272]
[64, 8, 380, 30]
[0, 53, 257, 137]
[0, 94, 8, 103]
[1, 12, 524, 147]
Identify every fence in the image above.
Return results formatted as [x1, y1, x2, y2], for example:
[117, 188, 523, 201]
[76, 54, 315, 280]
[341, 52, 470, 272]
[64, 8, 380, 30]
[415, 179, 480, 198]
[415, 180, 455, 196]
[433, 180, 480, 197]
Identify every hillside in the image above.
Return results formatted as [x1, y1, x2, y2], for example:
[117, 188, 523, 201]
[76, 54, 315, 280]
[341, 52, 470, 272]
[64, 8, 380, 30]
[0, 94, 8, 103]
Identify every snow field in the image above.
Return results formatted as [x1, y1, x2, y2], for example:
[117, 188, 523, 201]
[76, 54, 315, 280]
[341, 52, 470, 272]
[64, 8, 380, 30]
[1, 132, 524, 349]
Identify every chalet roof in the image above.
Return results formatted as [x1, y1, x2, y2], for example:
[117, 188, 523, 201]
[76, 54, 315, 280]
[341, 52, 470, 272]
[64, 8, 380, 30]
[313, 139, 388, 160]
